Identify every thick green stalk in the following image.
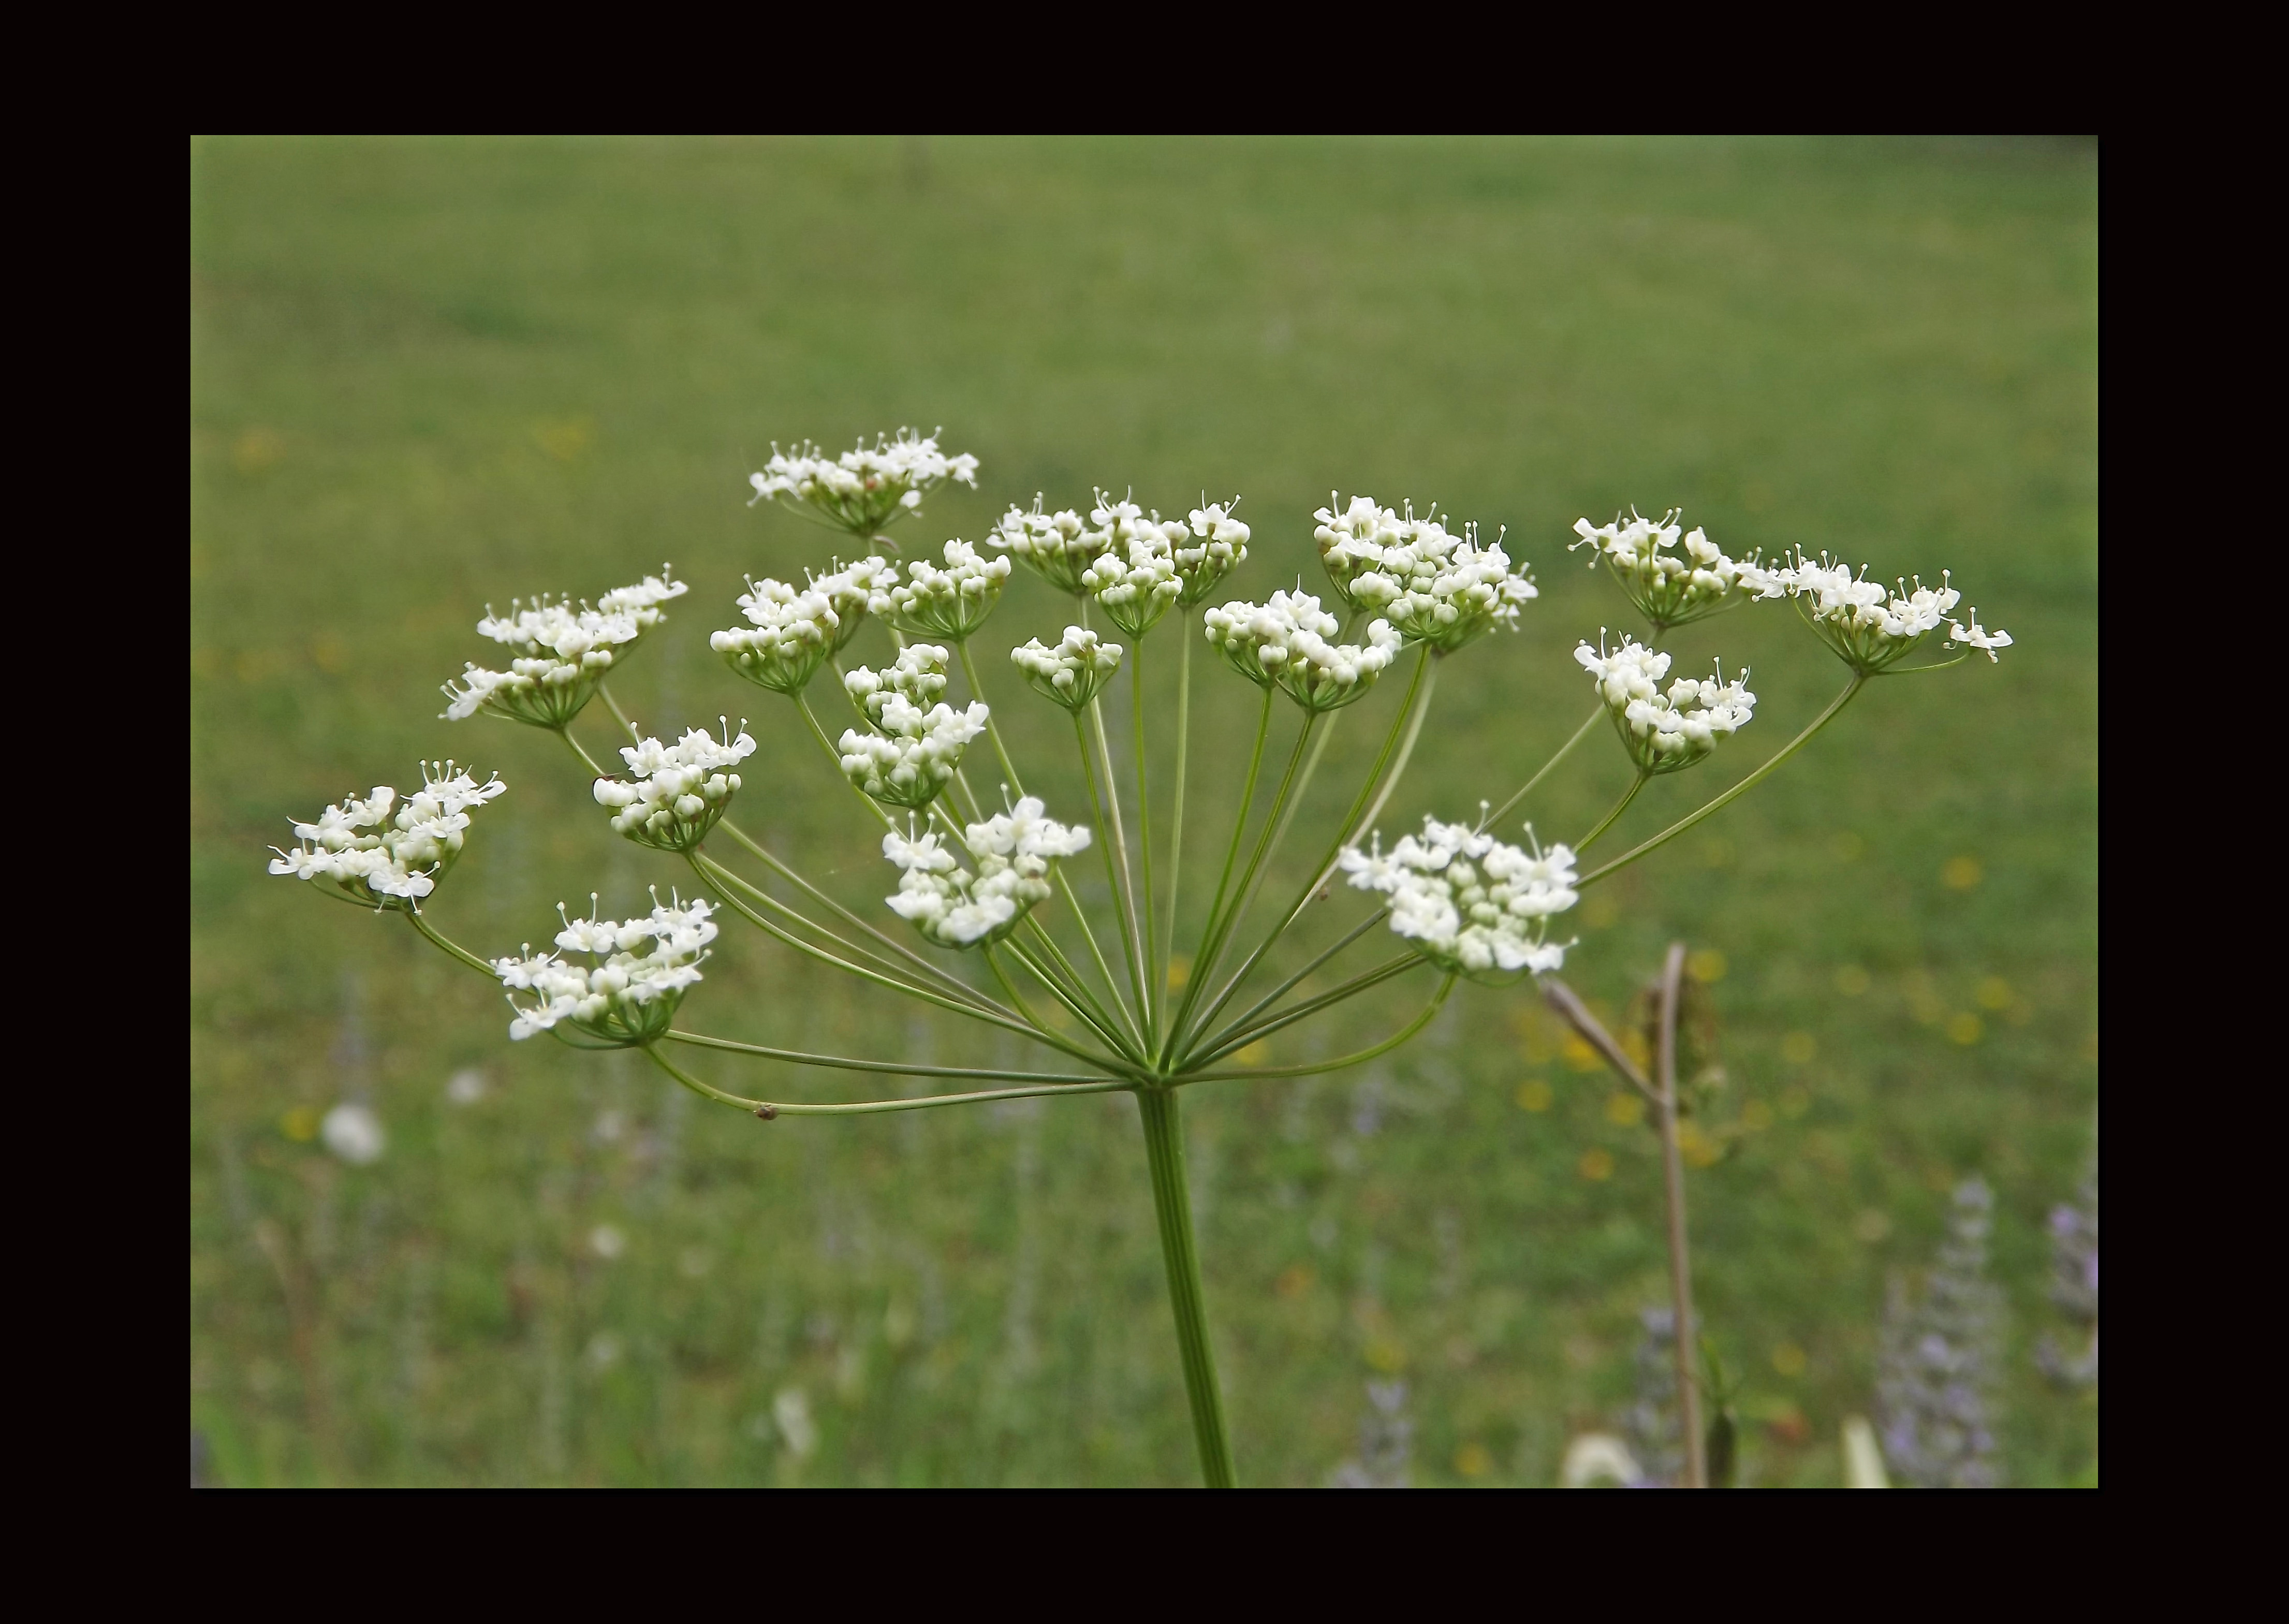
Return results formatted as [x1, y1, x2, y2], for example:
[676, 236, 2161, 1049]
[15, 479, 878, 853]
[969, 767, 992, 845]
[1135, 1087, 1235, 1487]
[1579, 675, 1867, 888]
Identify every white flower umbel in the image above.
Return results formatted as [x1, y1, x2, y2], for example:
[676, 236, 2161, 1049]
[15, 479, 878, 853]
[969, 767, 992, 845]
[816, 556, 898, 653]
[1204, 590, 1404, 713]
[839, 697, 990, 809]
[442, 568, 686, 728]
[1575, 635, 1757, 774]
[845, 643, 952, 723]
[990, 498, 1098, 594]
[881, 798, 1092, 949]
[1741, 553, 2012, 675]
[592, 719, 757, 851]
[1177, 501, 1251, 606]
[713, 576, 841, 694]
[269, 762, 507, 910]
[494, 891, 717, 1046]
[885, 540, 1013, 642]
[1570, 508, 1753, 632]
[747, 428, 979, 543]
[1340, 817, 1578, 984]
[1011, 625, 1124, 711]
[1079, 494, 1188, 636]
[1313, 495, 1535, 653]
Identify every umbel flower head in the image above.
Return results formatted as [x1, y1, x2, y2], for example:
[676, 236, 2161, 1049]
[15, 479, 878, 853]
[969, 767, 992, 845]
[1204, 590, 1403, 712]
[494, 891, 716, 1046]
[1576, 635, 1758, 774]
[1570, 508, 1758, 633]
[747, 428, 979, 544]
[592, 719, 757, 851]
[713, 576, 839, 694]
[839, 696, 990, 809]
[443, 570, 686, 728]
[1340, 817, 1578, 983]
[1078, 494, 1190, 636]
[1176, 500, 1251, 606]
[269, 762, 507, 910]
[884, 539, 1012, 642]
[882, 798, 1092, 948]
[1312, 495, 1536, 653]
[991, 498, 1098, 595]
[845, 642, 951, 722]
[1740, 552, 2013, 675]
[1011, 625, 1124, 711]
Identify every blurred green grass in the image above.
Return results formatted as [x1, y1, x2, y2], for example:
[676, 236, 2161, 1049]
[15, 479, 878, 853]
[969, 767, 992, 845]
[190, 136, 2095, 1486]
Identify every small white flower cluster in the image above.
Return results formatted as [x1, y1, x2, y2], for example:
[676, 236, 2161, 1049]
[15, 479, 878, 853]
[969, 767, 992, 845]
[838, 689, 991, 809]
[1575, 636, 1757, 773]
[885, 539, 1012, 642]
[1010, 625, 1124, 711]
[1074, 494, 1255, 635]
[1204, 590, 1404, 712]
[1313, 495, 1536, 653]
[882, 798, 1092, 948]
[1340, 817, 1579, 982]
[747, 429, 979, 539]
[1740, 553, 2013, 671]
[845, 643, 951, 722]
[1571, 509, 1752, 631]
[593, 720, 757, 850]
[991, 499, 1098, 594]
[443, 570, 686, 727]
[494, 893, 717, 1045]
[713, 557, 897, 695]
[269, 763, 506, 909]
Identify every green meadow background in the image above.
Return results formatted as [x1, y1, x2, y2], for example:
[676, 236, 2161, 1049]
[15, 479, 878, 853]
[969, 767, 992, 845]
[189, 136, 2096, 1486]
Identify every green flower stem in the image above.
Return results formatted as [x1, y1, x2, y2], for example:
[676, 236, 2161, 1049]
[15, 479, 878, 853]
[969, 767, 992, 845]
[1579, 675, 1867, 889]
[1164, 684, 1274, 1051]
[696, 848, 1011, 1019]
[796, 694, 897, 833]
[1132, 639, 1162, 1042]
[1089, 697, 1152, 1014]
[556, 727, 606, 777]
[711, 820, 993, 1011]
[1182, 973, 1455, 1082]
[405, 910, 498, 977]
[1135, 1086, 1236, 1487]
[1054, 867, 1140, 1043]
[1206, 908, 1389, 1053]
[642, 1045, 766, 1111]
[1075, 710, 1149, 1025]
[1164, 629, 1193, 1014]
[1184, 650, 1433, 1052]
[596, 681, 643, 744]
[957, 640, 1028, 796]
[1479, 705, 1605, 833]
[1185, 954, 1421, 1071]
[688, 852, 1114, 1066]
[1575, 770, 1649, 854]
[667, 1028, 1112, 1087]
[1015, 919, 1136, 1057]
[1191, 716, 1319, 1005]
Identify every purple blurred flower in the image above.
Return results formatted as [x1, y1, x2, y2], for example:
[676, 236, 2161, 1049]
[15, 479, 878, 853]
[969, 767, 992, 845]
[1876, 1177, 2004, 1487]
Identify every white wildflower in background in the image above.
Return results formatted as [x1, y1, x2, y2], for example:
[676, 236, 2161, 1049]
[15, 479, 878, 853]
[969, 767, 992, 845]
[445, 1067, 488, 1105]
[1312, 495, 1536, 653]
[269, 762, 507, 910]
[1575, 635, 1757, 773]
[773, 1387, 819, 1458]
[990, 498, 1098, 594]
[844, 643, 950, 723]
[493, 891, 716, 1046]
[838, 698, 990, 809]
[592, 720, 756, 851]
[1204, 590, 1403, 712]
[881, 798, 1092, 949]
[321, 1102, 387, 1166]
[1011, 625, 1123, 711]
[885, 540, 1012, 642]
[1739, 553, 2012, 674]
[747, 428, 979, 542]
[589, 1225, 627, 1261]
[1340, 817, 1578, 982]
[441, 569, 685, 727]
[1570, 509, 1751, 631]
